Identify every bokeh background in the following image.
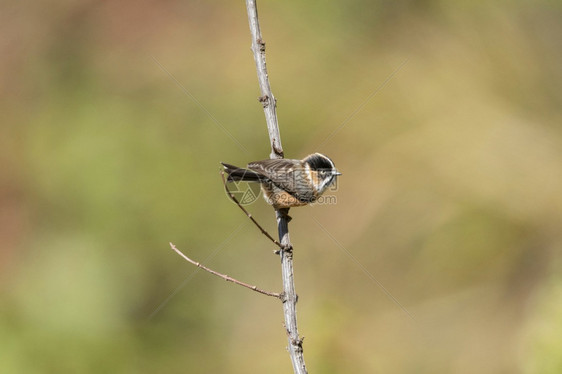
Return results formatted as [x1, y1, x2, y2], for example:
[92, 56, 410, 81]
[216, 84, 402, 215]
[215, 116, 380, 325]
[2, 1, 562, 373]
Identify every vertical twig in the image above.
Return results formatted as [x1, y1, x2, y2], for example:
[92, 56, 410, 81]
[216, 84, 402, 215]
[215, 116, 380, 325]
[245, 1, 308, 373]
[245, 0, 284, 161]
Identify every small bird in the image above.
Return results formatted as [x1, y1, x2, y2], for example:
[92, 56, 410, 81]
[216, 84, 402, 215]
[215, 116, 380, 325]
[221, 153, 341, 209]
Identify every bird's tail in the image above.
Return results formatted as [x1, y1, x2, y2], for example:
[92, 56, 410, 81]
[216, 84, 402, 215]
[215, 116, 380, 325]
[221, 162, 265, 183]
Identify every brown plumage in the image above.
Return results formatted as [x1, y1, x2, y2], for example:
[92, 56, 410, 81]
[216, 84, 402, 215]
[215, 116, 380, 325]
[221, 153, 341, 209]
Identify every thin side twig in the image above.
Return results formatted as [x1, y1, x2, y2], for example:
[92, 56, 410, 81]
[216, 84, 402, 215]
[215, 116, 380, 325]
[220, 171, 282, 248]
[170, 242, 282, 299]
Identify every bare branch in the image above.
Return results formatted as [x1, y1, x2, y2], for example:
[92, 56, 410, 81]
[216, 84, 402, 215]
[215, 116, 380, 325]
[245, 1, 308, 373]
[245, 0, 283, 160]
[170, 242, 282, 299]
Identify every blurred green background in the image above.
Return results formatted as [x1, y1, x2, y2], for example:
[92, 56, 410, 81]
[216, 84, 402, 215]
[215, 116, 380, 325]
[2, 0, 562, 373]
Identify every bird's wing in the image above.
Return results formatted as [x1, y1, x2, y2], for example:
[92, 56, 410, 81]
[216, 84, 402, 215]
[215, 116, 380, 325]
[247, 159, 315, 202]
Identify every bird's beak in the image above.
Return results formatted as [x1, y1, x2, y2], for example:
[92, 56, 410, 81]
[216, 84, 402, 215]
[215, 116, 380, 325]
[334, 170, 342, 176]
